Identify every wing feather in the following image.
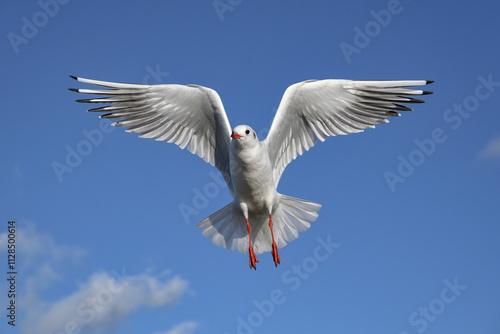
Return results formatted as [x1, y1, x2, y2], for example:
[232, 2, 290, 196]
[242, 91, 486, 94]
[70, 76, 234, 192]
[264, 79, 433, 186]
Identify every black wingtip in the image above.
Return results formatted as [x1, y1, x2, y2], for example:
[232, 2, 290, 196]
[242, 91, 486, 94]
[422, 90, 434, 95]
[69, 75, 79, 81]
[409, 98, 426, 103]
[394, 104, 413, 111]
[426, 80, 435, 84]
[68, 88, 79, 93]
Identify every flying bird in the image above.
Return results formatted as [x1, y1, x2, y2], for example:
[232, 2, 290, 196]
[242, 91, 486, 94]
[70, 76, 433, 269]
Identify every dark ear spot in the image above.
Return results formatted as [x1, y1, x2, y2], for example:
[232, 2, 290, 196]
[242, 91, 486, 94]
[253, 132, 256, 139]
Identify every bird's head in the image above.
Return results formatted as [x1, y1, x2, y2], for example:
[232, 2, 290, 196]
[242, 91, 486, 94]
[231, 125, 258, 147]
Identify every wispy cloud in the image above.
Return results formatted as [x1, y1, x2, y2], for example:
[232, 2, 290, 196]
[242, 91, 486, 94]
[15, 223, 86, 268]
[0, 222, 86, 294]
[29, 270, 189, 334]
[12, 163, 23, 179]
[0, 223, 191, 334]
[478, 135, 500, 159]
[154, 321, 198, 334]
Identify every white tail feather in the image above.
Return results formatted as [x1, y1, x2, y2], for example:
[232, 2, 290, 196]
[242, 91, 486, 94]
[197, 195, 321, 255]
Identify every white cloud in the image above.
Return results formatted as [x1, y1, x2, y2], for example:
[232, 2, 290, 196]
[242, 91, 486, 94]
[0, 223, 85, 293]
[155, 321, 198, 334]
[0, 223, 191, 334]
[29, 270, 189, 334]
[478, 136, 500, 159]
[0, 222, 87, 269]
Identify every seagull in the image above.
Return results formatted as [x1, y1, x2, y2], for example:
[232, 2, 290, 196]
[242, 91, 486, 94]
[70, 76, 433, 269]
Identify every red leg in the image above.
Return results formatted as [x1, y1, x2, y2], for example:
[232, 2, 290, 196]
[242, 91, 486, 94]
[269, 214, 280, 267]
[246, 219, 259, 270]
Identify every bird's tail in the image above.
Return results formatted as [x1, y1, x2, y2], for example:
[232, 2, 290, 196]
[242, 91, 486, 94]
[197, 202, 248, 253]
[197, 195, 321, 255]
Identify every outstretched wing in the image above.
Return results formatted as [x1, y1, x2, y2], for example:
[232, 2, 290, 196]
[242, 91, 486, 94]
[70, 76, 234, 192]
[263, 79, 434, 187]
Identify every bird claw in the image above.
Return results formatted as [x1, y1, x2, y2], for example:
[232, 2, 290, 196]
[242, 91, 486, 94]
[249, 246, 259, 270]
[269, 214, 280, 267]
[271, 242, 280, 267]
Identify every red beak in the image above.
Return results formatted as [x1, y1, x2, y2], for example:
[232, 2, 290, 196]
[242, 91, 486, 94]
[231, 132, 242, 139]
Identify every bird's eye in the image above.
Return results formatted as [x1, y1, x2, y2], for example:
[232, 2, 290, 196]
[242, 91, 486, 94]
[245, 130, 250, 135]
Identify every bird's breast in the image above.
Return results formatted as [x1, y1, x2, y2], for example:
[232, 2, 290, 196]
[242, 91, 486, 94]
[230, 144, 276, 212]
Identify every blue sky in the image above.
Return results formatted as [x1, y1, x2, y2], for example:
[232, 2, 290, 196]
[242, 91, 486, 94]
[1, 1, 499, 333]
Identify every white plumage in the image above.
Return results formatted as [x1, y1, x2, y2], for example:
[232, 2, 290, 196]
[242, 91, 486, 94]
[70, 76, 433, 269]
